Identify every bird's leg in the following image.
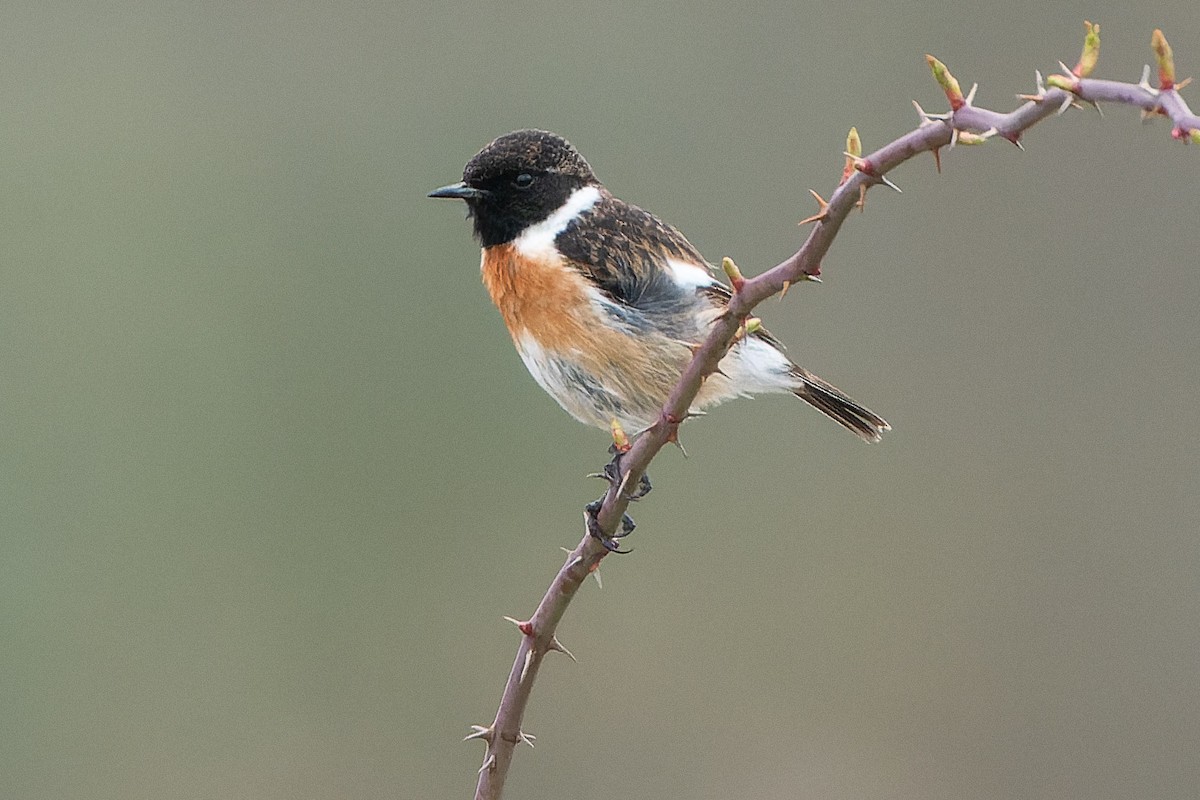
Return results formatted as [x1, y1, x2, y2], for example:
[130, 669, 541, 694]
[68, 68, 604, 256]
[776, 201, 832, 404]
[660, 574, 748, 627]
[582, 421, 652, 553]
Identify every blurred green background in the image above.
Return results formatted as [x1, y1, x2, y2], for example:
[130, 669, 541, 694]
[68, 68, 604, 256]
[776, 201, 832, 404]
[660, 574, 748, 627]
[3, 2, 1198, 798]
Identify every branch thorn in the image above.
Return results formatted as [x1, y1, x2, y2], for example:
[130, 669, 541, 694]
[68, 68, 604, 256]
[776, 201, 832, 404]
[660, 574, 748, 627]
[519, 730, 537, 749]
[797, 189, 830, 225]
[479, 753, 496, 774]
[1018, 71, 1048, 103]
[464, 725, 494, 743]
[1138, 64, 1159, 96]
[846, 153, 898, 192]
[666, 427, 688, 458]
[559, 548, 587, 573]
[912, 99, 950, 123]
[780, 275, 817, 298]
[548, 635, 577, 662]
[503, 616, 535, 637]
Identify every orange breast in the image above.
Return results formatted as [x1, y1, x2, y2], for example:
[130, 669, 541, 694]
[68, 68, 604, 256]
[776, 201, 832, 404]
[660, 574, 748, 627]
[480, 243, 598, 352]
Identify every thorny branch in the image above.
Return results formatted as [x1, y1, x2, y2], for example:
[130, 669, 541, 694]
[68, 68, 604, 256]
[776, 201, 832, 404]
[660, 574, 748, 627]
[470, 25, 1196, 800]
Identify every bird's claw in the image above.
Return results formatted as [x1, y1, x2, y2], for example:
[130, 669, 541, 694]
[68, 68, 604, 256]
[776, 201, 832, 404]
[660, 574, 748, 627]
[585, 499, 635, 554]
[627, 472, 652, 501]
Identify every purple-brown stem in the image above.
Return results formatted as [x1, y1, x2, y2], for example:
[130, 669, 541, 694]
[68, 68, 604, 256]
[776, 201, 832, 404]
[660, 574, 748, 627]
[473, 43, 1195, 800]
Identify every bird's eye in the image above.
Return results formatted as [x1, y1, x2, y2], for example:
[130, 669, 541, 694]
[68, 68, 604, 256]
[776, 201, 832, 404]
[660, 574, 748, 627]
[513, 173, 534, 189]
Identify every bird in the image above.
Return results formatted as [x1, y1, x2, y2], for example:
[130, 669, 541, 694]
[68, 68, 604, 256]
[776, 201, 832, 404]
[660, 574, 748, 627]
[428, 129, 889, 448]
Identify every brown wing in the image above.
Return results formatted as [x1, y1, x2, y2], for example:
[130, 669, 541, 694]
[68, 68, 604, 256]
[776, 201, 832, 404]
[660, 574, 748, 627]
[553, 194, 714, 311]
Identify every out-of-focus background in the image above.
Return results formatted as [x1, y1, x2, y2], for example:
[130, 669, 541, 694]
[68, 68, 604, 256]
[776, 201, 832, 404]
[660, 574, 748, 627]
[3, 2, 1198, 799]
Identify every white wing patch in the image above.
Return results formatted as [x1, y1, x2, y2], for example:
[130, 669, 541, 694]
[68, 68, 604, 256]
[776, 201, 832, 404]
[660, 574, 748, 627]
[666, 258, 719, 290]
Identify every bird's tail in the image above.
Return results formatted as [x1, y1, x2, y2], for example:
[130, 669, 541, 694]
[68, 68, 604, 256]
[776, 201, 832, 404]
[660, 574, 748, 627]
[790, 366, 890, 443]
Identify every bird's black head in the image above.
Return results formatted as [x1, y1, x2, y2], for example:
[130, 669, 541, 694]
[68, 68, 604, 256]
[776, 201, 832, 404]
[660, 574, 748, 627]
[428, 129, 599, 247]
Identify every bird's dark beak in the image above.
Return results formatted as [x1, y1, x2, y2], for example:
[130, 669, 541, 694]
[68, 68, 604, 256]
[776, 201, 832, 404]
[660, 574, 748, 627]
[428, 182, 486, 200]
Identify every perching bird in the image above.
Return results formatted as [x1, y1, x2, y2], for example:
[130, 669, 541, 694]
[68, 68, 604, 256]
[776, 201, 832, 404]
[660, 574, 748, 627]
[429, 129, 888, 445]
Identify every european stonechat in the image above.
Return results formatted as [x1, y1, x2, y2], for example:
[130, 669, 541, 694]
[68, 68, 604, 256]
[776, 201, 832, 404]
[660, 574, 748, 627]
[429, 129, 889, 444]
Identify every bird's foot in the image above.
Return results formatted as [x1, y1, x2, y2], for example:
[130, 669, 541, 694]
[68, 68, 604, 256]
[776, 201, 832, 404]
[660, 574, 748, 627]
[582, 425, 651, 554]
[597, 445, 652, 501]
[585, 499, 636, 554]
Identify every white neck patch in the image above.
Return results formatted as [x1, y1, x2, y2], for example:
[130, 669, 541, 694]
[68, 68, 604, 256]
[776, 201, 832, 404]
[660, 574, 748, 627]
[512, 185, 602, 258]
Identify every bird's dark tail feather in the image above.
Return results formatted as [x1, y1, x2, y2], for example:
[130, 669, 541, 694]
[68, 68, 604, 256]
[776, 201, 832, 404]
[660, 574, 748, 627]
[790, 367, 890, 443]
